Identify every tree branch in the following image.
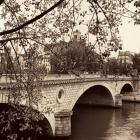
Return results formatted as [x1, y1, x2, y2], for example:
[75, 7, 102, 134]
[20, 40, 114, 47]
[0, 0, 4, 5]
[0, 37, 31, 43]
[0, 0, 64, 36]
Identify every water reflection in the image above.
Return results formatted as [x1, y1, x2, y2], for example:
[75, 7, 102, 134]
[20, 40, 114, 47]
[57, 103, 140, 140]
[106, 103, 140, 140]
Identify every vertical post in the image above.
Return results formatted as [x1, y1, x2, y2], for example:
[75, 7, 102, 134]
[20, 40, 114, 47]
[114, 94, 122, 108]
[55, 110, 73, 137]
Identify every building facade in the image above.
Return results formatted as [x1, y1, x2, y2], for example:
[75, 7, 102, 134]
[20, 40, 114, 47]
[118, 51, 133, 65]
[117, 51, 133, 75]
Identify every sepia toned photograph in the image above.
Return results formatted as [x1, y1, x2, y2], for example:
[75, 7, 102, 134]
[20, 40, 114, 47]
[0, 0, 140, 140]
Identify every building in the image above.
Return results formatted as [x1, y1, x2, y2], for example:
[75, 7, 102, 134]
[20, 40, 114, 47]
[118, 51, 133, 65]
[117, 51, 133, 75]
[43, 48, 51, 74]
[73, 30, 81, 41]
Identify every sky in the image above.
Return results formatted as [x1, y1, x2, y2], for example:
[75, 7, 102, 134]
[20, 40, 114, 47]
[77, 19, 140, 56]
[106, 20, 140, 57]
[119, 20, 140, 53]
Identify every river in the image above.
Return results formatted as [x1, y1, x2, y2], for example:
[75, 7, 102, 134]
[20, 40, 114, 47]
[56, 103, 140, 140]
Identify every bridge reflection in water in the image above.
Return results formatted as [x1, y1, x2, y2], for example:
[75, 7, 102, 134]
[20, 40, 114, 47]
[55, 103, 140, 140]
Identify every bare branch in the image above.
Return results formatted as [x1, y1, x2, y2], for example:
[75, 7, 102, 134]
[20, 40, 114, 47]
[0, 0, 65, 36]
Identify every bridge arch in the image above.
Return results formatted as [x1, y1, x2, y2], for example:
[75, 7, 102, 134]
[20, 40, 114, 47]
[71, 84, 115, 110]
[120, 83, 133, 94]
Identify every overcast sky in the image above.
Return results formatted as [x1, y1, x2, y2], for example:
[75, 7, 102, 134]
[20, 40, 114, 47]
[119, 20, 140, 53]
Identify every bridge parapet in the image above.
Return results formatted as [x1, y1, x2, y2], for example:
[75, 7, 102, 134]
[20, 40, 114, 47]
[0, 74, 136, 88]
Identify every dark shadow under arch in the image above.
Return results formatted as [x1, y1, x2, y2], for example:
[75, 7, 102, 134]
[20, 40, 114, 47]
[74, 85, 114, 108]
[120, 84, 133, 94]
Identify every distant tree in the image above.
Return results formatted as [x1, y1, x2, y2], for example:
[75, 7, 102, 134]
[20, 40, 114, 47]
[50, 38, 101, 74]
[108, 57, 119, 75]
[133, 53, 140, 74]
[118, 62, 133, 76]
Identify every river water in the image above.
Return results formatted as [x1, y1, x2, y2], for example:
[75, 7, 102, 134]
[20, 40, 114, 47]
[59, 103, 140, 140]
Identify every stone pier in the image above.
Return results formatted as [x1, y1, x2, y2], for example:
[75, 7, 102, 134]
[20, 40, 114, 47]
[55, 110, 73, 137]
[115, 94, 122, 108]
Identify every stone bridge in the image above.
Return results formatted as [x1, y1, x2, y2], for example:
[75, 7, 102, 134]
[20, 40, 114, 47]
[0, 75, 140, 137]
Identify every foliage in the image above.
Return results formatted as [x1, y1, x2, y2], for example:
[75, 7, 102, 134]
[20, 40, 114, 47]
[107, 58, 120, 75]
[0, 46, 52, 139]
[0, 0, 137, 52]
[50, 38, 101, 74]
[0, 104, 52, 140]
[132, 53, 140, 74]
[4, 46, 48, 106]
[104, 57, 134, 76]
